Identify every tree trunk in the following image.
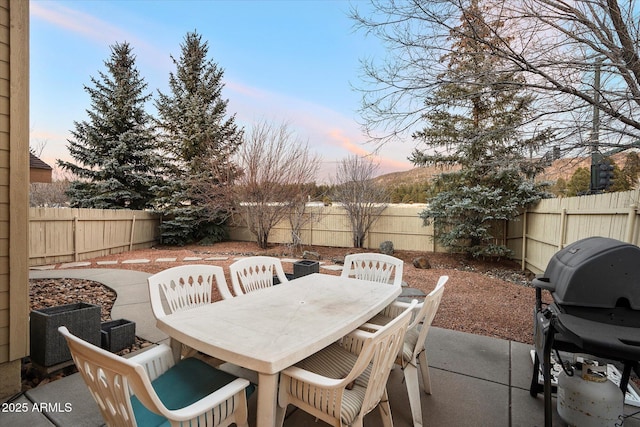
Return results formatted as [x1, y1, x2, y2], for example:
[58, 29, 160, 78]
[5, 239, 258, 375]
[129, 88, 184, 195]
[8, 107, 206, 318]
[257, 231, 269, 249]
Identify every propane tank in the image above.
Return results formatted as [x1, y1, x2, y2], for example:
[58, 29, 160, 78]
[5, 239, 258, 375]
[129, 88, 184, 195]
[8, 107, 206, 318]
[557, 361, 624, 427]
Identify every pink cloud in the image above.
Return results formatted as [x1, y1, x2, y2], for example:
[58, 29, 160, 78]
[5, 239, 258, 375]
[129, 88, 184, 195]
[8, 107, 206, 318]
[326, 128, 412, 174]
[30, 2, 129, 44]
[226, 80, 270, 100]
[30, 2, 167, 69]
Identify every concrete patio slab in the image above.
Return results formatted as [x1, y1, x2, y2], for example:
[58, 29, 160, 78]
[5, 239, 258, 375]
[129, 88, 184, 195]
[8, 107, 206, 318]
[25, 374, 104, 427]
[29, 265, 56, 270]
[427, 327, 511, 385]
[121, 259, 150, 264]
[420, 368, 509, 427]
[0, 394, 54, 426]
[511, 340, 538, 390]
[20, 267, 640, 427]
[95, 260, 118, 265]
[59, 262, 92, 269]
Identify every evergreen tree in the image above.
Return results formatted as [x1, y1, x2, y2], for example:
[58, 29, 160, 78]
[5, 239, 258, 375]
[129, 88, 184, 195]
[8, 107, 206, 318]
[412, 0, 548, 258]
[566, 167, 591, 196]
[618, 152, 640, 190]
[609, 163, 627, 192]
[550, 177, 568, 197]
[58, 42, 163, 209]
[155, 32, 243, 245]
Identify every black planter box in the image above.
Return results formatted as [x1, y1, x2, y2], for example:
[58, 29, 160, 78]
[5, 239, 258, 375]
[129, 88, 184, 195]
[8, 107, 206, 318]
[273, 273, 295, 285]
[294, 260, 320, 279]
[30, 302, 101, 367]
[101, 319, 136, 353]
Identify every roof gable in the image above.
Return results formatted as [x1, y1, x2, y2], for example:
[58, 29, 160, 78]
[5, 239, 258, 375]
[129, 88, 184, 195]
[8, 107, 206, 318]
[30, 153, 53, 170]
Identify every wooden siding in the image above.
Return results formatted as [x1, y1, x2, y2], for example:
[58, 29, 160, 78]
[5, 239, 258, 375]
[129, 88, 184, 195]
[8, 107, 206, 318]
[0, 0, 29, 367]
[30, 167, 52, 183]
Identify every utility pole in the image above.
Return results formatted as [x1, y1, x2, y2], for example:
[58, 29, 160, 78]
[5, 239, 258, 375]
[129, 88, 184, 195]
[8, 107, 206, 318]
[590, 58, 604, 193]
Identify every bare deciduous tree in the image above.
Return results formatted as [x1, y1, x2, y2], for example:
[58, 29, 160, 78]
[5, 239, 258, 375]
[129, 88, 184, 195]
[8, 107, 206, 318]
[30, 181, 71, 207]
[29, 137, 48, 158]
[234, 121, 320, 249]
[352, 0, 640, 156]
[286, 186, 324, 254]
[30, 167, 75, 207]
[332, 155, 388, 248]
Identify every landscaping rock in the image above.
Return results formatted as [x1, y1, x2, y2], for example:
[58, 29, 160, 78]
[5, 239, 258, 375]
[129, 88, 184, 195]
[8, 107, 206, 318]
[412, 256, 431, 269]
[302, 250, 321, 260]
[379, 241, 394, 255]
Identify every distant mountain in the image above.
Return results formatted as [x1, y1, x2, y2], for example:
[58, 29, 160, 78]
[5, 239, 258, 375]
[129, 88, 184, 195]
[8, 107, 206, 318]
[374, 151, 632, 188]
[373, 165, 459, 187]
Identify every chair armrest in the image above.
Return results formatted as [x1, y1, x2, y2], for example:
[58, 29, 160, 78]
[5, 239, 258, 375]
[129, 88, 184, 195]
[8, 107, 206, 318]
[281, 366, 348, 389]
[346, 328, 374, 339]
[340, 328, 374, 356]
[380, 300, 421, 319]
[128, 344, 175, 381]
[358, 322, 383, 333]
[161, 378, 251, 422]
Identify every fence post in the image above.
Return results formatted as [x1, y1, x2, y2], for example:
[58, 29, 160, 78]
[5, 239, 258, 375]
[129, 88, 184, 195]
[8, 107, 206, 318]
[521, 209, 527, 271]
[129, 215, 136, 251]
[625, 204, 637, 245]
[73, 216, 79, 261]
[559, 208, 567, 250]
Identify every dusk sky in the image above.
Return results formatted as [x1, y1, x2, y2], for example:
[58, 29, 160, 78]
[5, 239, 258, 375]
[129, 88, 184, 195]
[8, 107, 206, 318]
[29, 0, 417, 181]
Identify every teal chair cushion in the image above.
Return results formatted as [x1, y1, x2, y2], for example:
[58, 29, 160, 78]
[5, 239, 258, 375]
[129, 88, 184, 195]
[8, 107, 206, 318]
[131, 357, 255, 427]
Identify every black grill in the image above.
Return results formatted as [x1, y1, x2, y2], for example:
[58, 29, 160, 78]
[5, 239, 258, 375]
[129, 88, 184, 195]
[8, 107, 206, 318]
[529, 237, 640, 426]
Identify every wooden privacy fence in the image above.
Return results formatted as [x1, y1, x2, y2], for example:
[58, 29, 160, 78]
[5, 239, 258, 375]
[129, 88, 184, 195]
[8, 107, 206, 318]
[229, 193, 640, 276]
[227, 204, 439, 252]
[507, 188, 640, 274]
[29, 207, 161, 266]
[29, 190, 640, 272]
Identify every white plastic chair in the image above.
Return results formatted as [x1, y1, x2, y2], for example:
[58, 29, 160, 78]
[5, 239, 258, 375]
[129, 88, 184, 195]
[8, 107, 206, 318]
[148, 265, 233, 359]
[341, 253, 404, 287]
[58, 326, 251, 427]
[276, 300, 418, 427]
[147, 265, 233, 321]
[229, 256, 289, 296]
[365, 275, 448, 427]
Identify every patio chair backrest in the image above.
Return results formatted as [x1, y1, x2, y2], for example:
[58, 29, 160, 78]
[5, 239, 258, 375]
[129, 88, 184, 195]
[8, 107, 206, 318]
[407, 275, 448, 359]
[59, 326, 251, 427]
[229, 256, 289, 296]
[147, 265, 233, 320]
[340, 300, 418, 420]
[278, 299, 417, 427]
[59, 326, 174, 426]
[358, 298, 416, 416]
[341, 253, 404, 287]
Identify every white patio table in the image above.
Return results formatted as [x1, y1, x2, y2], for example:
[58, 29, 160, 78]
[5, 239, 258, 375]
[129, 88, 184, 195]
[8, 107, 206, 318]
[156, 272, 401, 427]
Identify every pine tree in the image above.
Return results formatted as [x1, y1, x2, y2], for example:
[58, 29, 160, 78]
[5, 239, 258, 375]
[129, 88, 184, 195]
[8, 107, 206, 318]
[566, 167, 591, 196]
[550, 177, 568, 197]
[154, 32, 243, 245]
[58, 42, 163, 209]
[412, 0, 548, 258]
[618, 152, 640, 190]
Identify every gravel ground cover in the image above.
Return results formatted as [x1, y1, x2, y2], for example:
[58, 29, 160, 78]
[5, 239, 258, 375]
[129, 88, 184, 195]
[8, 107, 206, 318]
[30, 241, 538, 344]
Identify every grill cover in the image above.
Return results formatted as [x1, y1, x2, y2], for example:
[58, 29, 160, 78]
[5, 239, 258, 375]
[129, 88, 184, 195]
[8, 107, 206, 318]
[533, 236, 640, 309]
